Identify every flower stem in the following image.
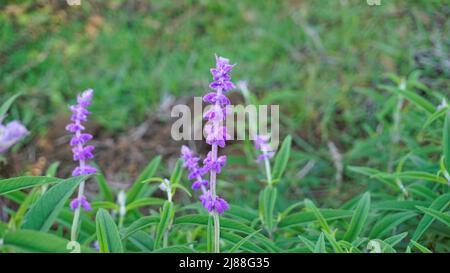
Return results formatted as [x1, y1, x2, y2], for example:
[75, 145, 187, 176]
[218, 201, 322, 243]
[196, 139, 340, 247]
[263, 155, 272, 186]
[70, 180, 85, 242]
[213, 212, 220, 253]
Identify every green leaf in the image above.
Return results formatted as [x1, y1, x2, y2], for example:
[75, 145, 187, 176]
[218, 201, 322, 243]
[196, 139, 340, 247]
[271, 135, 292, 182]
[381, 85, 435, 114]
[279, 209, 353, 228]
[127, 230, 154, 252]
[444, 112, 450, 173]
[96, 209, 124, 253]
[228, 229, 261, 253]
[207, 215, 214, 253]
[422, 106, 448, 129]
[0, 93, 22, 119]
[304, 199, 332, 234]
[376, 171, 447, 185]
[154, 201, 174, 249]
[298, 235, 315, 252]
[416, 206, 450, 226]
[222, 232, 266, 253]
[314, 232, 326, 253]
[384, 232, 408, 247]
[323, 230, 343, 253]
[410, 240, 432, 253]
[344, 192, 371, 242]
[369, 211, 416, 238]
[126, 156, 161, 203]
[120, 216, 159, 239]
[91, 201, 118, 210]
[170, 159, 183, 185]
[21, 175, 89, 232]
[125, 197, 165, 211]
[261, 186, 277, 233]
[3, 230, 93, 253]
[94, 168, 114, 202]
[153, 245, 195, 253]
[0, 176, 62, 195]
[347, 166, 396, 189]
[412, 194, 450, 242]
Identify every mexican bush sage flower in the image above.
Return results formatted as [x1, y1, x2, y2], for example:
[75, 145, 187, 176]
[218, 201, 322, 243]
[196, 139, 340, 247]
[254, 134, 275, 161]
[199, 55, 235, 215]
[66, 89, 96, 211]
[0, 120, 29, 153]
[180, 145, 208, 191]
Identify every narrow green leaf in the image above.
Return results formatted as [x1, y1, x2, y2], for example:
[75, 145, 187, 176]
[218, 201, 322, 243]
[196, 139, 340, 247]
[369, 211, 416, 238]
[412, 194, 450, 241]
[444, 112, 450, 173]
[381, 85, 435, 113]
[96, 209, 124, 253]
[170, 159, 183, 185]
[344, 192, 371, 242]
[416, 206, 450, 226]
[271, 135, 292, 182]
[125, 197, 165, 211]
[262, 186, 277, 233]
[153, 245, 195, 253]
[297, 235, 315, 252]
[410, 240, 432, 253]
[22, 175, 89, 232]
[0, 176, 61, 195]
[228, 229, 261, 253]
[314, 232, 326, 253]
[3, 230, 93, 253]
[279, 209, 353, 228]
[207, 215, 214, 253]
[0, 93, 22, 118]
[154, 201, 174, 249]
[120, 216, 159, 239]
[304, 199, 332, 234]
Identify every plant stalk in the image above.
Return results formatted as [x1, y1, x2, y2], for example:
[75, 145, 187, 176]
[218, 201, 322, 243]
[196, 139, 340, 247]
[70, 180, 85, 242]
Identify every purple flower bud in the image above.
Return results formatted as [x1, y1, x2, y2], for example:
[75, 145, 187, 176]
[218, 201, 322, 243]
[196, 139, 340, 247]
[70, 196, 92, 211]
[0, 120, 29, 153]
[191, 179, 209, 190]
[199, 190, 229, 215]
[203, 151, 227, 174]
[254, 134, 275, 161]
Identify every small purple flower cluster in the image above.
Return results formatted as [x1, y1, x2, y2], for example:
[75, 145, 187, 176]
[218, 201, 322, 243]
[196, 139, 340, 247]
[180, 145, 208, 191]
[0, 120, 29, 154]
[66, 89, 96, 211]
[254, 134, 274, 161]
[180, 55, 235, 215]
[69, 196, 92, 211]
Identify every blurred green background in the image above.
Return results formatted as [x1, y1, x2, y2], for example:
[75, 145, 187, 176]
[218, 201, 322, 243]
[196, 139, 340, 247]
[1, 0, 449, 205]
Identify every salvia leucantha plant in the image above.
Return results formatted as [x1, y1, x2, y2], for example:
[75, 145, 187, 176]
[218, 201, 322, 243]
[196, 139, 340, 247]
[0, 59, 449, 253]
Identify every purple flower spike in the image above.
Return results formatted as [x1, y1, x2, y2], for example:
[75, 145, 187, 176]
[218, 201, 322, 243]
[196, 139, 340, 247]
[180, 55, 235, 215]
[70, 196, 92, 211]
[0, 120, 29, 153]
[67, 89, 96, 177]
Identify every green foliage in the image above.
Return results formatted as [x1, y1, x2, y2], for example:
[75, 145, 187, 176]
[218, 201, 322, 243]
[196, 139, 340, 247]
[96, 209, 124, 253]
